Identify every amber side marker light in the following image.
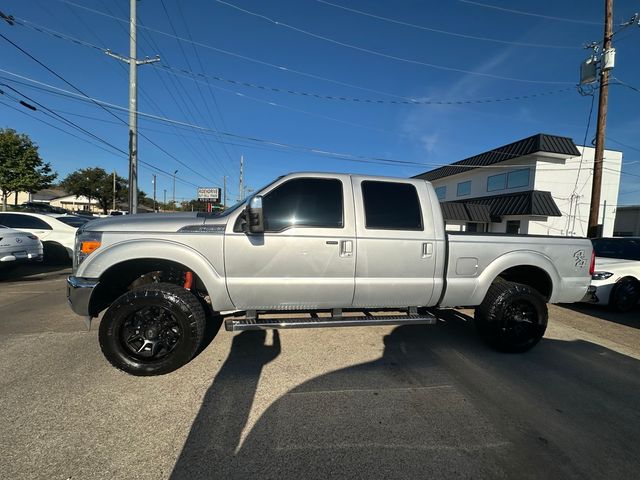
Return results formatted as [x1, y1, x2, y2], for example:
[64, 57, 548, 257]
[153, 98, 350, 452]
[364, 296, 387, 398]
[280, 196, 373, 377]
[80, 240, 101, 255]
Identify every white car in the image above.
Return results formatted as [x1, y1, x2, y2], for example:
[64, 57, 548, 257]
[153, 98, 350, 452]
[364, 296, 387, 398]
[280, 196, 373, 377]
[0, 225, 43, 267]
[0, 212, 77, 264]
[585, 238, 640, 312]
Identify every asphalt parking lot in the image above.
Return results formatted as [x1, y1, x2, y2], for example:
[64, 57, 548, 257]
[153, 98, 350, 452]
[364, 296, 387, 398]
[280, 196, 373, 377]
[1, 266, 639, 479]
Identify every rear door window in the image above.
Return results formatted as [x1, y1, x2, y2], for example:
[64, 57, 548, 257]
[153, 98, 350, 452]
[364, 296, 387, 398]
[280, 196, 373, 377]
[361, 181, 423, 230]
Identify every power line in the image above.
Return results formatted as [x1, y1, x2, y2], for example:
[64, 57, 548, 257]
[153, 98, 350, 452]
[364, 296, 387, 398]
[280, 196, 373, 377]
[155, 64, 576, 105]
[0, 31, 223, 188]
[316, 0, 579, 49]
[7, 16, 579, 106]
[0, 68, 608, 175]
[54, 0, 421, 101]
[0, 89, 198, 187]
[457, 0, 601, 25]
[157, 0, 233, 179]
[214, 0, 574, 85]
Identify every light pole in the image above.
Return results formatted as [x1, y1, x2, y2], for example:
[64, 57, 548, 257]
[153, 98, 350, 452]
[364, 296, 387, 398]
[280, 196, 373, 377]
[163, 189, 167, 212]
[172, 169, 178, 212]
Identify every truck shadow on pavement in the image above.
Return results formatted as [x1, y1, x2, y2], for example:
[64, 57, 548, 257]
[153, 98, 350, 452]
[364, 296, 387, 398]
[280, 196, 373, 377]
[171, 312, 640, 480]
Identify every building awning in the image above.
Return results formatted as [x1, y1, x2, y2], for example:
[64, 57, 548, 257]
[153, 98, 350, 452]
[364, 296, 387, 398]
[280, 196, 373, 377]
[441, 190, 561, 223]
[440, 202, 491, 222]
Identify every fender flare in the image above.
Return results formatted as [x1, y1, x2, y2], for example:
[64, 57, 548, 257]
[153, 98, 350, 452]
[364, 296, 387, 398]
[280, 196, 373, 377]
[78, 238, 234, 311]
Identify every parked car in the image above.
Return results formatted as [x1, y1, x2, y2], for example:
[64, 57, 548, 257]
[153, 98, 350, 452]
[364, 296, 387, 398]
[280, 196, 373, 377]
[584, 237, 640, 312]
[57, 215, 92, 228]
[18, 202, 69, 215]
[0, 212, 77, 264]
[0, 225, 43, 268]
[67, 172, 593, 376]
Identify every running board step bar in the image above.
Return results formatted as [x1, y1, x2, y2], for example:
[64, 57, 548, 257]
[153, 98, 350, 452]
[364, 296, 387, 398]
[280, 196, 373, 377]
[224, 312, 437, 332]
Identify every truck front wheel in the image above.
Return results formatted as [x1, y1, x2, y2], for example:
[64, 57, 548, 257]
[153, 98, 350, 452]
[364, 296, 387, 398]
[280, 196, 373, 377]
[99, 282, 206, 376]
[475, 281, 548, 353]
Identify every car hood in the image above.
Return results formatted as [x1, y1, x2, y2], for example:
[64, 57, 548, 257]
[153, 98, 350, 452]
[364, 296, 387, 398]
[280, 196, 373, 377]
[81, 212, 228, 233]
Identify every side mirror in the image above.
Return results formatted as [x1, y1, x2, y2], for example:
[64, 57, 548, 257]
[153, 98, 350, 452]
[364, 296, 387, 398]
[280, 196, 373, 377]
[246, 195, 264, 234]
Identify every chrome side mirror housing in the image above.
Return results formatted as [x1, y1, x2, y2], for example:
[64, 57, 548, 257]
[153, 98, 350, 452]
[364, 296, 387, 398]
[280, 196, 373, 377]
[246, 195, 264, 234]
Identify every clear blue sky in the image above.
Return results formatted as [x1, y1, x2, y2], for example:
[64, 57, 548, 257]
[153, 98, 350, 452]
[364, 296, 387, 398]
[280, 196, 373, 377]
[1, 0, 639, 206]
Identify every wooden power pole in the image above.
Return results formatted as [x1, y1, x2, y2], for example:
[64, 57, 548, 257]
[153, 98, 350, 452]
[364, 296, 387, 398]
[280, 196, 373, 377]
[587, 0, 613, 238]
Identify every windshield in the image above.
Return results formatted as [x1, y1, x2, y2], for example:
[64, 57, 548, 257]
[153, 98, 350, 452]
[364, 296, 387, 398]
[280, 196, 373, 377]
[215, 176, 283, 217]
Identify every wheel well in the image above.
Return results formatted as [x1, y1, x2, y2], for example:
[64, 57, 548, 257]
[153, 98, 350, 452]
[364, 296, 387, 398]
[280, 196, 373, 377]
[89, 258, 210, 316]
[496, 265, 552, 301]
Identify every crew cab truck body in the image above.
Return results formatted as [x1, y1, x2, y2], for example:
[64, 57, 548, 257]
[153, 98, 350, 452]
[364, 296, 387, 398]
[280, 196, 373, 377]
[67, 173, 593, 376]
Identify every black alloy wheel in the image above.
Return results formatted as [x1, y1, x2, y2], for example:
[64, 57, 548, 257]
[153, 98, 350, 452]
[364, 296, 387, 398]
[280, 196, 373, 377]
[99, 282, 206, 376]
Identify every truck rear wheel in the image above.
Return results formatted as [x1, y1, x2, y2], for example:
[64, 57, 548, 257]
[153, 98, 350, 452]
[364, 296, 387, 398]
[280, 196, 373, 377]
[99, 282, 206, 376]
[475, 281, 547, 353]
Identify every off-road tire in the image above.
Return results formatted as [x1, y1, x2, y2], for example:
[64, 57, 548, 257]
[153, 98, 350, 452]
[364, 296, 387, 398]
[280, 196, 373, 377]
[99, 282, 206, 376]
[475, 280, 548, 353]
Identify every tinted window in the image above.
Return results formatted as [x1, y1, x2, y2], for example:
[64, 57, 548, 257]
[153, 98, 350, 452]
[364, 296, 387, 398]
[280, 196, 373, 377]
[487, 173, 506, 192]
[262, 178, 343, 231]
[592, 238, 640, 261]
[0, 214, 52, 230]
[457, 181, 471, 197]
[435, 186, 446, 201]
[362, 181, 423, 230]
[507, 169, 530, 188]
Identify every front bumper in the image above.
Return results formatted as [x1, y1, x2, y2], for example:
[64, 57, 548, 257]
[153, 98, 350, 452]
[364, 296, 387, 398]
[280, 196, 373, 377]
[67, 276, 99, 316]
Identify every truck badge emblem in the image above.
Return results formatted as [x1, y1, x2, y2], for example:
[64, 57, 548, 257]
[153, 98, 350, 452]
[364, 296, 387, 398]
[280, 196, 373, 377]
[573, 249, 586, 268]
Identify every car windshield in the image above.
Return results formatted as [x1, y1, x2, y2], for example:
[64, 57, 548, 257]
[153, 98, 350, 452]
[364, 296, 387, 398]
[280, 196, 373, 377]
[214, 177, 283, 217]
[592, 238, 640, 261]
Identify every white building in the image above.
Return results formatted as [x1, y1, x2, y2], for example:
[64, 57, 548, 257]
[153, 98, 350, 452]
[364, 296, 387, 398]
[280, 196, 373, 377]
[414, 133, 622, 237]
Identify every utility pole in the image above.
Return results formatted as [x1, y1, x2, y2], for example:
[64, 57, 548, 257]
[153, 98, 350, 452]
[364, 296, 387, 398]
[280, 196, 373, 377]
[152, 174, 157, 212]
[223, 176, 227, 208]
[587, 0, 613, 238]
[163, 189, 166, 212]
[105, 0, 159, 214]
[112, 170, 116, 212]
[172, 169, 178, 212]
[238, 155, 244, 201]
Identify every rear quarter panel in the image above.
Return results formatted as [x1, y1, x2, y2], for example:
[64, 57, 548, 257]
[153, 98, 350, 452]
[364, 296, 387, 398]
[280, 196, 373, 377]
[439, 234, 592, 307]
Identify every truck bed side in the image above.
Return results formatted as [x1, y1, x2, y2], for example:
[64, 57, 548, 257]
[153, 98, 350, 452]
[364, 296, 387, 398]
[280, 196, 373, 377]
[438, 233, 592, 308]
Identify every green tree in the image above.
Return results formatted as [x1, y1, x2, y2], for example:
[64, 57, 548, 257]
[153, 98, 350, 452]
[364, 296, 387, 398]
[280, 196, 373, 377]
[61, 167, 127, 214]
[0, 128, 56, 211]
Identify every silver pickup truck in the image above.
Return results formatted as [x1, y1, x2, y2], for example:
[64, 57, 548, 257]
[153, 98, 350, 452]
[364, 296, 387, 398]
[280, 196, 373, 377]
[67, 172, 594, 376]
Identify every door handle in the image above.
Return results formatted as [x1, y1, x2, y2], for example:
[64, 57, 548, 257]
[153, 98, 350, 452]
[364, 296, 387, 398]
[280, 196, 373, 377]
[340, 240, 353, 257]
[422, 242, 433, 258]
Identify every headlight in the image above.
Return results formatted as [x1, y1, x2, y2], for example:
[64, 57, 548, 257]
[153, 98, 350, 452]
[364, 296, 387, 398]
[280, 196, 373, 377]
[74, 230, 102, 269]
[591, 271, 614, 280]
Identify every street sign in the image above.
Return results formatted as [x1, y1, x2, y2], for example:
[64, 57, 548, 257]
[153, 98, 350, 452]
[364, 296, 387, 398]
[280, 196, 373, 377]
[197, 187, 220, 202]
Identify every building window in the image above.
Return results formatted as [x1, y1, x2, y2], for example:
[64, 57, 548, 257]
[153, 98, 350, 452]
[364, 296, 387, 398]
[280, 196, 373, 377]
[507, 169, 530, 188]
[457, 181, 471, 197]
[506, 220, 521, 234]
[487, 173, 506, 192]
[435, 186, 446, 200]
[465, 222, 485, 233]
[362, 181, 423, 230]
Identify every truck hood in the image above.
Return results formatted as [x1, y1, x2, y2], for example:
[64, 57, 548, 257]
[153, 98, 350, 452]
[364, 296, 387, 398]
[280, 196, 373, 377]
[82, 212, 228, 232]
